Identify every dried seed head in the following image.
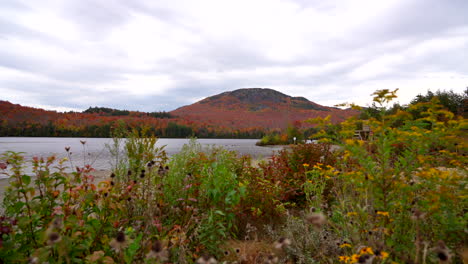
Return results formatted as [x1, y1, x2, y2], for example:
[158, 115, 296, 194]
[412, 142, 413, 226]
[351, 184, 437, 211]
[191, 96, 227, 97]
[411, 208, 426, 221]
[152, 240, 162, 252]
[146, 240, 169, 261]
[196, 255, 217, 264]
[116, 231, 126, 243]
[28, 257, 39, 264]
[306, 212, 327, 228]
[47, 232, 61, 244]
[52, 217, 63, 229]
[358, 254, 374, 264]
[110, 231, 128, 252]
[434, 240, 451, 263]
[274, 237, 291, 249]
[264, 253, 279, 264]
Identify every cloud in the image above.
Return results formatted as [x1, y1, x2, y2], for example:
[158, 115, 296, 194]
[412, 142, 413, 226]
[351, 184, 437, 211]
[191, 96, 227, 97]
[0, 0, 467, 112]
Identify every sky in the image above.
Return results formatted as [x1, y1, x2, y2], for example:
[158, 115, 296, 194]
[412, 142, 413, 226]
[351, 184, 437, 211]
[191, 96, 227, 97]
[1, 0, 467, 112]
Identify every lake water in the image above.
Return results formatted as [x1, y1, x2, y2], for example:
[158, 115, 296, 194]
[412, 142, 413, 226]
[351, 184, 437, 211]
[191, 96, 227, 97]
[0, 137, 283, 177]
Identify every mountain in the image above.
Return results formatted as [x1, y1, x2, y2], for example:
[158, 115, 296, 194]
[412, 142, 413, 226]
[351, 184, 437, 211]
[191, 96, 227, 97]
[171, 88, 358, 129]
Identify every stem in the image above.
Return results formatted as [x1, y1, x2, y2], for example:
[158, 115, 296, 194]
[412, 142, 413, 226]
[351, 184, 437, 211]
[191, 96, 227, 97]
[414, 221, 421, 264]
[17, 174, 38, 247]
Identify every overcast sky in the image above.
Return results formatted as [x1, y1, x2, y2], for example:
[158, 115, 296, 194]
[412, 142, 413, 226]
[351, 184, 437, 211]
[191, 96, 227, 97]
[1, 0, 467, 112]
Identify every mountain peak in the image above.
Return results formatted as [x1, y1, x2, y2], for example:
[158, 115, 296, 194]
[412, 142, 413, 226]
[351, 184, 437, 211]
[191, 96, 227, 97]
[171, 88, 358, 130]
[199, 87, 328, 111]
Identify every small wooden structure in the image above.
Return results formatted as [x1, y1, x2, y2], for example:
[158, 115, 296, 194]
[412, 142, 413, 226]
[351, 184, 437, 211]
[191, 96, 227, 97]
[354, 123, 373, 140]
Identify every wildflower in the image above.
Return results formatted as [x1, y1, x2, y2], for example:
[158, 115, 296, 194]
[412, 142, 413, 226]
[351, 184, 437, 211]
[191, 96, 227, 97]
[47, 232, 61, 245]
[374, 250, 389, 259]
[359, 247, 374, 255]
[350, 254, 360, 263]
[340, 243, 352, 248]
[146, 240, 169, 261]
[110, 231, 128, 252]
[339, 256, 350, 262]
[376, 211, 389, 217]
[303, 163, 310, 168]
[273, 237, 291, 249]
[347, 212, 358, 217]
[196, 255, 217, 264]
[305, 212, 327, 228]
[434, 240, 451, 263]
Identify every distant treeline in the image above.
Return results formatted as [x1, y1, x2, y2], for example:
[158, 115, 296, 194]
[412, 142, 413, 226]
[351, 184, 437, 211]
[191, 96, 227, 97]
[83, 107, 175, 119]
[0, 120, 265, 139]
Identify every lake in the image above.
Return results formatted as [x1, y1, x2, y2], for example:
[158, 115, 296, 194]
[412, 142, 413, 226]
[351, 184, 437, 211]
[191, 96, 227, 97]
[0, 137, 283, 177]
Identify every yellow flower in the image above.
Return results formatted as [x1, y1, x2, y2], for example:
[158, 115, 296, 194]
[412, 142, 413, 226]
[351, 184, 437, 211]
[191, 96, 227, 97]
[376, 251, 389, 259]
[340, 243, 352, 248]
[359, 247, 374, 255]
[351, 254, 360, 263]
[303, 163, 310, 167]
[377, 211, 389, 217]
[347, 212, 358, 217]
[313, 163, 323, 169]
[339, 256, 350, 262]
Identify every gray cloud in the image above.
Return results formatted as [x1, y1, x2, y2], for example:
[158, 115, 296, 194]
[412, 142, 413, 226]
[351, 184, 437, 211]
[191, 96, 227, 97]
[0, 0, 467, 112]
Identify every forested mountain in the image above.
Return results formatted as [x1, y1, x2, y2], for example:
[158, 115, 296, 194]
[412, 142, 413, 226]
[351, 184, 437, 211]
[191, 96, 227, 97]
[171, 88, 358, 129]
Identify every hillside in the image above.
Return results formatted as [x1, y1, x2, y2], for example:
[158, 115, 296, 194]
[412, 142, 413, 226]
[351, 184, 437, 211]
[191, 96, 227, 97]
[171, 88, 358, 129]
